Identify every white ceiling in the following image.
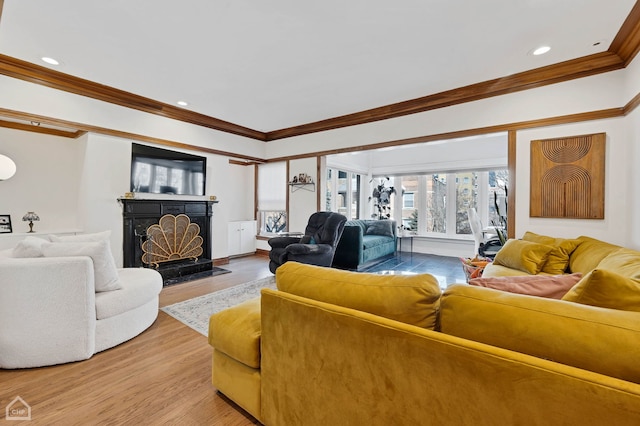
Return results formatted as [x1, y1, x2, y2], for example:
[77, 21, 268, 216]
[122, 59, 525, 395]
[0, 0, 635, 132]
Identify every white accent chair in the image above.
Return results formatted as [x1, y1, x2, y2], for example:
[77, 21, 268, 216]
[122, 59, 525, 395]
[0, 239, 162, 369]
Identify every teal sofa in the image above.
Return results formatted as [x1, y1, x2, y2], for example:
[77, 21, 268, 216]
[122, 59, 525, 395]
[332, 219, 397, 270]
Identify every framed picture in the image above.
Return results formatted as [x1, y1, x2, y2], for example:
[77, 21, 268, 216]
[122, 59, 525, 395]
[0, 215, 12, 234]
[298, 173, 307, 183]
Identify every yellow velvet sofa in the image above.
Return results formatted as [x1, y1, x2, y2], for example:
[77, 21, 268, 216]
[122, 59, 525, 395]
[482, 233, 629, 278]
[208, 262, 640, 425]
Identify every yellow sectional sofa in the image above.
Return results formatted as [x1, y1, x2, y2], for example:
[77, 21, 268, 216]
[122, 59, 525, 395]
[482, 233, 626, 278]
[209, 262, 640, 425]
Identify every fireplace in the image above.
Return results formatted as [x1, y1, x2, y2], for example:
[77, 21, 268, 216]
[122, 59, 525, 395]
[119, 198, 218, 284]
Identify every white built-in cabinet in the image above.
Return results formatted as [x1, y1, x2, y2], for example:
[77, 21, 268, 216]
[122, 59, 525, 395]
[227, 220, 257, 257]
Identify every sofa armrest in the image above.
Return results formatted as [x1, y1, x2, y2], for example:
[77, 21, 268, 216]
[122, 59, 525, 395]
[0, 256, 97, 368]
[285, 243, 332, 255]
[332, 225, 364, 268]
[268, 236, 302, 248]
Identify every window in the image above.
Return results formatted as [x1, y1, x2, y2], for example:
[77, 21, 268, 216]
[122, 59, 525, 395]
[326, 168, 363, 220]
[403, 192, 414, 208]
[488, 170, 508, 230]
[455, 172, 477, 234]
[257, 162, 287, 235]
[387, 170, 507, 238]
[426, 174, 446, 233]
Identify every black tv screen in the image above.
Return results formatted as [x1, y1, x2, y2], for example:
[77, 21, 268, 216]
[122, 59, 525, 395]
[130, 143, 206, 196]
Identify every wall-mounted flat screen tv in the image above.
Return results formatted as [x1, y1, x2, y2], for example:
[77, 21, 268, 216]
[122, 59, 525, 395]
[130, 143, 206, 196]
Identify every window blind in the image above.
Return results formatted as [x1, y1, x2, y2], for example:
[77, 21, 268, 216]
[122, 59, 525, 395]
[257, 162, 286, 211]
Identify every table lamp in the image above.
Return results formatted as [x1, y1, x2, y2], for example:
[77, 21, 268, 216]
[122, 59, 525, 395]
[22, 211, 40, 233]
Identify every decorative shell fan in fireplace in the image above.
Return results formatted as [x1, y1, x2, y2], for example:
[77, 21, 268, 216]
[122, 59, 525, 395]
[141, 214, 203, 268]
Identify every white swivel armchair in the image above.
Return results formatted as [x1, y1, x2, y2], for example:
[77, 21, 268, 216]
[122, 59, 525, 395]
[0, 237, 162, 369]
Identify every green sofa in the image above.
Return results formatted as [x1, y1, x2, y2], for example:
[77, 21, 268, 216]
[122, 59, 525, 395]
[331, 219, 396, 270]
[208, 262, 640, 425]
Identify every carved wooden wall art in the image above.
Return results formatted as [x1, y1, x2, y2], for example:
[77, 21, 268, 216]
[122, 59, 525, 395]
[530, 133, 605, 219]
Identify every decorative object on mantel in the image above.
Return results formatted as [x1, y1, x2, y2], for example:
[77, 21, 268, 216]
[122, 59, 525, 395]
[22, 212, 40, 233]
[123, 192, 135, 199]
[369, 177, 396, 219]
[0, 215, 12, 234]
[530, 132, 605, 219]
[141, 214, 203, 268]
[0, 154, 17, 181]
[209, 195, 217, 201]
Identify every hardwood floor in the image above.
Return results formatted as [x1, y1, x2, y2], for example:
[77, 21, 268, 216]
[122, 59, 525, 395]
[0, 253, 464, 425]
[0, 256, 269, 426]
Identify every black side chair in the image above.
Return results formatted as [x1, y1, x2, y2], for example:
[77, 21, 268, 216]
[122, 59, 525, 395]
[268, 211, 347, 274]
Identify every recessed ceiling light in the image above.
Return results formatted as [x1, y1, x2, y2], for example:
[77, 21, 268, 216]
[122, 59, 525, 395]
[41, 56, 60, 65]
[177, 101, 188, 107]
[532, 46, 551, 56]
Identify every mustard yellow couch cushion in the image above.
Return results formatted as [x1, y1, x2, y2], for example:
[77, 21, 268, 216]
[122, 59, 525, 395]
[568, 236, 621, 274]
[208, 296, 262, 368]
[562, 269, 640, 313]
[596, 248, 640, 280]
[261, 287, 640, 425]
[492, 239, 554, 275]
[522, 231, 581, 275]
[275, 262, 441, 329]
[439, 284, 640, 384]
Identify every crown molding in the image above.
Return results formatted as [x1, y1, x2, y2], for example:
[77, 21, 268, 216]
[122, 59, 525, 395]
[265, 104, 632, 163]
[0, 54, 265, 141]
[0, 107, 265, 163]
[610, 0, 640, 65]
[0, 2, 638, 142]
[265, 51, 626, 140]
[0, 118, 83, 138]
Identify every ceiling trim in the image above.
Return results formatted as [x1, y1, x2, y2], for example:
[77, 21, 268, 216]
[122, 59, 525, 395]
[265, 51, 626, 140]
[0, 2, 638, 143]
[0, 54, 265, 141]
[0, 118, 83, 138]
[2, 87, 637, 164]
[265, 100, 635, 162]
[610, 0, 640, 65]
[0, 107, 265, 163]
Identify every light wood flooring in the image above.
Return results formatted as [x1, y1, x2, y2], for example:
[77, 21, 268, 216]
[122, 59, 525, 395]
[0, 255, 271, 426]
[0, 253, 464, 425]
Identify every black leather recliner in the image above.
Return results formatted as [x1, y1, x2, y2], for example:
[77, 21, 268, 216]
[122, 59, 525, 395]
[268, 211, 347, 274]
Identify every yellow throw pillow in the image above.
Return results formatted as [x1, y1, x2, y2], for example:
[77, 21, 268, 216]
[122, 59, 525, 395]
[493, 239, 554, 275]
[522, 231, 581, 275]
[569, 236, 621, 274]
[275, 262, 441, 329]
[562, 269, 640, 312]
[595, 248, 640, 280]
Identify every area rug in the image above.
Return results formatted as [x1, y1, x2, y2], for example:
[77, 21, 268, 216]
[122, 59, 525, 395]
[161, 275, 276, 336]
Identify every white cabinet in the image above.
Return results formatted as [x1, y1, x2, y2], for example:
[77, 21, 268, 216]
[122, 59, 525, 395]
[228, 220, 257, 256]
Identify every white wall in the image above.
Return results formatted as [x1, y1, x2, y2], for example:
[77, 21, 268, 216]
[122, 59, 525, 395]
[263, 70, 627, 159]
[288, 157, 318, 232]
[0, 128, 256, 263]
[0, 75, 266, 159]
[0, 127, 82, 233]
[628, 105, 640, 248]
[367, 133, 508, 175]
[515, 118, 632, 247]
[1, 54, 639, 259]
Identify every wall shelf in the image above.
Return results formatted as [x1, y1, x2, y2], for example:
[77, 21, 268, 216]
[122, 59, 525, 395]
[289, 182, 315, 192]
